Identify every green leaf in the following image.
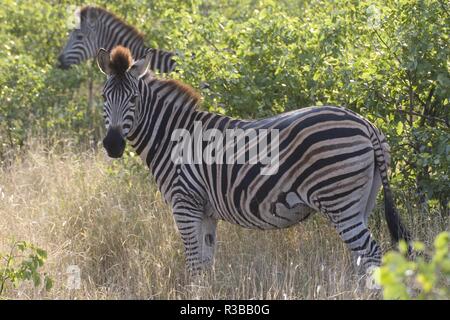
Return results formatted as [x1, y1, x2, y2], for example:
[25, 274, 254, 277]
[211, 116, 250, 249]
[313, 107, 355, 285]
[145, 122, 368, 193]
[413, 241, 425, 252]
[437, 74, 450, 87]
[44, 275, 53, 291]
[434, 232, 449, 250]
[32, 272, 41, 287]
[396, 121, 404, 136]
[36, 248, 47, 259]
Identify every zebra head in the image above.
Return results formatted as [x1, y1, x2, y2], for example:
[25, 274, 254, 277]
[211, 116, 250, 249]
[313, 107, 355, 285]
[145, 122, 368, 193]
[57, 7, 101, 69]
[97, 46, 152, 158]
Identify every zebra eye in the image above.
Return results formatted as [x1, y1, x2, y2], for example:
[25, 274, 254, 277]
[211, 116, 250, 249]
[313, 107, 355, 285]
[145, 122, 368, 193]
[129, 96, 137, 104]
[76, 34, 83, 41]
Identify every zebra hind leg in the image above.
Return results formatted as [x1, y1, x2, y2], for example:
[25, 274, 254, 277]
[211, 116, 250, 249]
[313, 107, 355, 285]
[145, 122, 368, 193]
[329, 211, 382, 274]
[316, 161, 382, 274]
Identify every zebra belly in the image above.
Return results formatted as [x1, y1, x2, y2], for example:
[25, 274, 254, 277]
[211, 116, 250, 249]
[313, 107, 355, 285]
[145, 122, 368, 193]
[266, 191, 316, 228]
[211, 190, 315, 230]
[272, 192, 315, 222]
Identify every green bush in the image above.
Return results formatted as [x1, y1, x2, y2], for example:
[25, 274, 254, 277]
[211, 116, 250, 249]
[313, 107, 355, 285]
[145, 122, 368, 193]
[374, 232, 450, 300]
[0, 240, 52, 297]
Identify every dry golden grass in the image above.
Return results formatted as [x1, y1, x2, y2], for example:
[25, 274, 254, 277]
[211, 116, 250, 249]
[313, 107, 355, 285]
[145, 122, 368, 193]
[0, 142, 447, 299]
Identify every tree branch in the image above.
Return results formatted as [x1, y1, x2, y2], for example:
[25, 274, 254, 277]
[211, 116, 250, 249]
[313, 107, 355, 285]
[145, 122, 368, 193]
[419, 85, 435, 127]
[396, 108, 449, 127]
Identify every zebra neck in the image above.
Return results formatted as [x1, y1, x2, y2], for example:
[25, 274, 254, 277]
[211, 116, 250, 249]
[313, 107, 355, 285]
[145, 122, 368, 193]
[127, 76, 253, 200]
[127, 80, 197, 199]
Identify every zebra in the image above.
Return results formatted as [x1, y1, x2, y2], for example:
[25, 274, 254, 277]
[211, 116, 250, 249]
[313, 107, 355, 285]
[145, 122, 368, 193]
[57, 6, 176, 73]
[96, 45, 411, 275]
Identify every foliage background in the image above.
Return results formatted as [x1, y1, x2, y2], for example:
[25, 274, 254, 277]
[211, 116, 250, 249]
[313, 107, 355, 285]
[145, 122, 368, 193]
[1, 0, 448, 213]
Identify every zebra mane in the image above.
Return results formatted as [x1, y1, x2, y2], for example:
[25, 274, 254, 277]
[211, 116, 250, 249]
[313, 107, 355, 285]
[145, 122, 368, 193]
[79, 6, 145, 43]
[159, 79, 202, 106]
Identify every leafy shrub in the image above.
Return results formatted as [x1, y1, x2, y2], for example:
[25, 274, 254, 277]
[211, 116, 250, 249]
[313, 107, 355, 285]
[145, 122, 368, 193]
[374, 232, 450, 300]
[0, 240, 53, 296]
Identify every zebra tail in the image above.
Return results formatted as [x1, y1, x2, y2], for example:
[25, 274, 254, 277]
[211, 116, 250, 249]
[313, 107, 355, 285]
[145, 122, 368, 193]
[372, 128, 412, 247]
[383, 186, 412, 245]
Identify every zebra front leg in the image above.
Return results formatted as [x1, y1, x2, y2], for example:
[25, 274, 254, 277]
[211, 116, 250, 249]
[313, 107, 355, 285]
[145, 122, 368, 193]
[172, 205, 218, 274]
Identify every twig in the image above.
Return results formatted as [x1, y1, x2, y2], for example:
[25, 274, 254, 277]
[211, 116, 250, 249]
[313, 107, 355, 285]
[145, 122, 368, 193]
[0, 241, 18, 296]
[419, 86, 435, 127]
[437, 0, 450, 18]
[396, 108, 449, 127]
[373, 29, 402, 66]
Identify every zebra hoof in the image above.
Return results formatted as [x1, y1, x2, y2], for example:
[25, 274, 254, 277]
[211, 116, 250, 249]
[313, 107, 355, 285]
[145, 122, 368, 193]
[364, 265, 381, 290]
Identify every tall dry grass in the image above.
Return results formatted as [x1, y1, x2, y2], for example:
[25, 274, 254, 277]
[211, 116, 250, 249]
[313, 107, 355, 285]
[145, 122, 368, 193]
[0, 141, 447, 299]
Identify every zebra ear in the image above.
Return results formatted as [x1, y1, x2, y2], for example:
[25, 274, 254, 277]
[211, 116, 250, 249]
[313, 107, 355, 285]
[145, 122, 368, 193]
[97, 48, 111, 75]
[129, 51, 152, 79]
[86, 8, 98, 27]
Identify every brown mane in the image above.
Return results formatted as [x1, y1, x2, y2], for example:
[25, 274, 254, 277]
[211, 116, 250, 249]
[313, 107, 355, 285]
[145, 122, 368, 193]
[79, 6, 145, 43]
[110, 46, 133, 75]
[163, 79, 202, 105]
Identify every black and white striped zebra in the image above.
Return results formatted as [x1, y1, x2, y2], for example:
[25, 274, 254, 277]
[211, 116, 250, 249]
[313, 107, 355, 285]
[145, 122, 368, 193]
[97, 46, 411, 274]
[57, 6, 176, 73]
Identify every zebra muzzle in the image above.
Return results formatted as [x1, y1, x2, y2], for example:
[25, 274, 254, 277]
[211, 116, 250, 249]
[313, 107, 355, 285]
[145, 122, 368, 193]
[103, 128, 126, 158]
[57, 55, 70, 70]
